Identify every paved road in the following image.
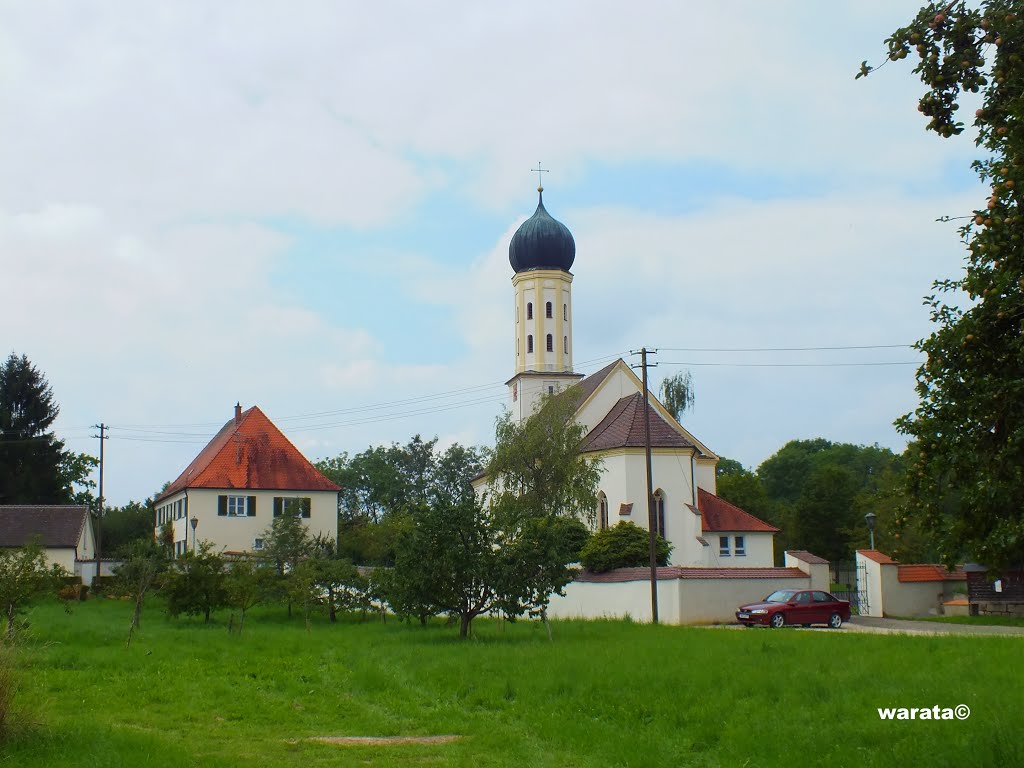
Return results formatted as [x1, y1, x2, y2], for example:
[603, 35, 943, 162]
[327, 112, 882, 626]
[843, 616, 1024, 636]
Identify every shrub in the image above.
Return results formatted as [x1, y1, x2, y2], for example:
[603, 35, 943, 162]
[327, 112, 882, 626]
[0, 647, 12, 739]
[57, 584, 88, 601]
[579, 522, 672, 573]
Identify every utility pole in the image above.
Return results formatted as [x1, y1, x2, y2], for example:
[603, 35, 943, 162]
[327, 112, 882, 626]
[631, 348, 659, 624]
[91, 423, 108, 585]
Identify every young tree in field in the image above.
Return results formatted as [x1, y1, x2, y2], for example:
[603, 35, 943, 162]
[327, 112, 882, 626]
[0, 353, 96, 506]
[861, 3, 1024, 568]
[659, 370, 695, 422]
[259, 512, 314, 616]
[114, 539, 167, 646]
[0, 543, 65, 641]
[224, 558, 271, 635]
[163, 543, 227, 623]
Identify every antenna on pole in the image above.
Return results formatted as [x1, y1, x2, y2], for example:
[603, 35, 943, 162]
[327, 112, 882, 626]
[630, 348, 659, 624]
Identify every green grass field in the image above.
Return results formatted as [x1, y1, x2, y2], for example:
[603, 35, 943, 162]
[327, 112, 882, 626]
[3, 598, 1022, 767]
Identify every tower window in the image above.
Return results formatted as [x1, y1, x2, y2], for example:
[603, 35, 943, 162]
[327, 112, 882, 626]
[527, 303, 533, 320]
[545, 301, 552, 318]
[546, 334, 553, 352]
[516, 305, 519, 323]
[563, 336, 568, 354]
[564, 304, 567, 321]
[527, 335, 534, 353]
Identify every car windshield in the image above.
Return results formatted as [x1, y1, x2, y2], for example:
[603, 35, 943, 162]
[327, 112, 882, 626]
[765, 590, 797, 603]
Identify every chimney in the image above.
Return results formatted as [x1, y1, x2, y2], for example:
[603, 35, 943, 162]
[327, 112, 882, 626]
[235, 402, 242, 424]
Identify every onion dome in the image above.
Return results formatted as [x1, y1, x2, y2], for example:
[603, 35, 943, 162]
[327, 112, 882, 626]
[509, 188, 575, 273]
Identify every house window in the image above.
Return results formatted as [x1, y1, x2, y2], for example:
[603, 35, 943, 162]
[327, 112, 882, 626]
[598, 493, 609, 531]
[253, 538, 265, 551]
[527, 335, 534, 353]
[734, 536, 746, 557]
[218, 494, 256, 517]
[545, 301, 552, 318]
[527, 302, 533, 320]
[654, 490, 666, 539]
[546, 334, 553, 352]
[274, 496, 311, 518]
[719, 536, 730, 557]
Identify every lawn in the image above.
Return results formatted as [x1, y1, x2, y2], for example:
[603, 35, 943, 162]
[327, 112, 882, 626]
[2, 598, 1022, 768]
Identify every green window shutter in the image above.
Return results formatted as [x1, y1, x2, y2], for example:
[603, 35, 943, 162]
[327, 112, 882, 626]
[273, 497, 282, 517]
[301, 498, 311, 518]
[218, 495, 227, 516]
[247, 496, 257, 517]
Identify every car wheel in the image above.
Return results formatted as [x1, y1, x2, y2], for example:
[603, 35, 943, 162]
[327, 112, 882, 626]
[770, 613, 786, 629]
[828, 613, 843, 629]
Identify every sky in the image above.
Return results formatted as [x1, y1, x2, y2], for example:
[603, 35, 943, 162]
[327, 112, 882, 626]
[1, 2, 986, 505]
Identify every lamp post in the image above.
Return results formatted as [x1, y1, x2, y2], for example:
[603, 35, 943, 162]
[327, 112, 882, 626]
[190, 517, 198, 554]
[864, 512, 877, 550]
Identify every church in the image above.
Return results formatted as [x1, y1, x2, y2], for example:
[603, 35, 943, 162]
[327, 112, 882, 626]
[498, 185, 779, 569]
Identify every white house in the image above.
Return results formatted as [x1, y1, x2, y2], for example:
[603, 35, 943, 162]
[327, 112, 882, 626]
[153, 404, 340, 556]
[0, 505, 96, 582]
[482, 187, 779, 568]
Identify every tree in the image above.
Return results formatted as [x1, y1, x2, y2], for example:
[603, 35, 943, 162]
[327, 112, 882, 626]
[0, 353, 95, 505]
[224, 558, 272, 635]
[101, 500, 155, 557]
[659, 370, 695, 422]
[163, 543, 227, 623]
[114, 539, 166, 646]
[862, 3, 1024, 568]
[579, 522, 671, 573]
[0, 542, 65, 641]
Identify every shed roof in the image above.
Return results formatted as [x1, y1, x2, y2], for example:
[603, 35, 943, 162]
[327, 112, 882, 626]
[786, 550, 829, 565]
[858, 549, 897, 564]
[694, 489, 779, 533]
[156, 406, 340, 502]
[577, 566, 806, 583]
[0, 505, 89, 548]
[898, 564, 966, 583]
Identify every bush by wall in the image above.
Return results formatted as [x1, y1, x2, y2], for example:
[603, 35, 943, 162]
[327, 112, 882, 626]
[579, 522, 672, 573]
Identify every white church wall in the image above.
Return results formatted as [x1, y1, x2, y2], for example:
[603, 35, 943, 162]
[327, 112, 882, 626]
[548, 578, 682, 624]
[694, 458, 717, 494]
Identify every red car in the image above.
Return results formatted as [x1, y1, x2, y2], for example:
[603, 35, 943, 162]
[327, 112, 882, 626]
[736, 589, 851, 629]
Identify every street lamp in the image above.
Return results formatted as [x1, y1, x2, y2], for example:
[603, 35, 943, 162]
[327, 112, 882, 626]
[190, 517, 198, 554]
[864, 512, 877, 550]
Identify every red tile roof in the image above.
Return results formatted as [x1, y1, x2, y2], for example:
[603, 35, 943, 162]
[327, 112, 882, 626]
[0, 506, 90, 548]
[898, 565, 966, 583]
[578, 566, 806, 583]
[580, 393, 696, 453]
[858, 549, 897, 564]
[156, 406, 341, 502]
[695, 489, 779, 533]
[786, 550, 829, 565]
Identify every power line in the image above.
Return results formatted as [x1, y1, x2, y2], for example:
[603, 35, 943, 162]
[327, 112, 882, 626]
[658, 344, 914, 353]
[658, 361, 921, 368]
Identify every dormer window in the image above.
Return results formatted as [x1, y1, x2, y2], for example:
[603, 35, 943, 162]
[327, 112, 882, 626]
[545, 301, 552, 318]
[527, 303, 533, 320]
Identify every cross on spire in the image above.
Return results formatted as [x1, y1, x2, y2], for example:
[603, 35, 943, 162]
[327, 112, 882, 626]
[532, 162, 549, 192]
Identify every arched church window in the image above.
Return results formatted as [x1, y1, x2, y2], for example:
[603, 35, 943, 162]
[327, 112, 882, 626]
[527, 303, 533, 320]
[546, 334, 553, 352]
[545, 301, 552, 318]
[527, 335, 534, 353]
[563, 336, 568, 354]
[563, 304, 567, 321]
[654, 490, 666, 539]
[598, 493, 609, 530]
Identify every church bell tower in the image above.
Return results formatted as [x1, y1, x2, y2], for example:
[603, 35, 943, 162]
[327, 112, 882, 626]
[507, 184, 584, 422]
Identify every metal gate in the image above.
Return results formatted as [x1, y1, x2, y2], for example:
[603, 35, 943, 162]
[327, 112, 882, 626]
[831, 561, 867, 615]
